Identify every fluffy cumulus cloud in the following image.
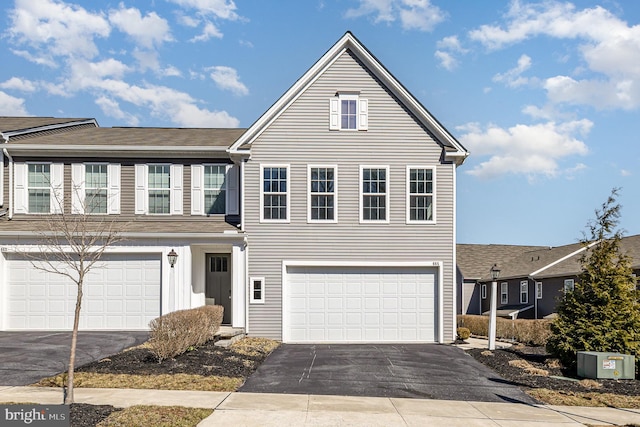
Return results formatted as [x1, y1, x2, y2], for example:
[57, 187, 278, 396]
[108, 5, 172, 49]
[7, 0, 110, 63]
[458, 119, 591, 179]
[190, 21, 223, 42]
[169, 0, 239, 41]
[207, 66, 248, 96]
[346, 0, 445, 31]
[0, 77, 37, 92]
[493, 54, 534, 87]
[0, 91, 29, 115]
[469, 0, 640, 110]
[95, 96, 139, 125]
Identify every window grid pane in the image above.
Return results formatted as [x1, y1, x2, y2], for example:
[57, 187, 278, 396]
[148, 165, 170, 214]
[310, 167, 335, 221]
[362, 168, 386, 221]
[263, 167, 287, 220]
[204, 165, 226, 214]
[341, 99, 357, 129]
[85, 164, 108, 214]
[409, 168, 433, 221]
[28, 164, 51, 213]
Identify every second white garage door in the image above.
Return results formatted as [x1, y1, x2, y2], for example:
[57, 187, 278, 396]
[5, 253, 161, 330]
[284, 265, 438, 343]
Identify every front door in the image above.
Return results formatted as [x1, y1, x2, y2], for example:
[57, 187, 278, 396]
[205, 253, 231, 324]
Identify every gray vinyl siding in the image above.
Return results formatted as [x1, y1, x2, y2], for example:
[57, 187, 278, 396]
[245, 50, 457, 341]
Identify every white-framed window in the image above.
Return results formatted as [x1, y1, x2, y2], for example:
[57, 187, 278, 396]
[536, 281, 543, 299]
[71, 163, 120, 215]
[481, 284, 487, 299]
[501, 282, 508, 304]
[520, 280, 529, 304]
[308, 165, 337, 222]
[406, 166, 435, 223]
[360, 166, 389, 223]
[204, 165, 226, 214]
[134, 164, 183, 215]
[564, 279, 575, 294]
[14, 162, 63, 215]
[260, 165, 289, 222]
[250, 277, 265, 304]
[28, 163, 51, 213]
[329, 93, 368, 131]
[191, 164, 239, 216]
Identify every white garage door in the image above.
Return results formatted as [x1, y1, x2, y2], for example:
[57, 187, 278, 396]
[5, 253, 161, 330]
[284, 266, 437, 343]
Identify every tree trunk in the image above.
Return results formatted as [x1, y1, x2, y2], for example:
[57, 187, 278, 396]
[65, 278, 83, 405]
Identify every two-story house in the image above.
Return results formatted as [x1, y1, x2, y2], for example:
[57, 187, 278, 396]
[0, 32, 468, 343]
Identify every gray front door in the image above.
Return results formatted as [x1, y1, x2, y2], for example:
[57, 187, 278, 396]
[205, 253, 231, 324]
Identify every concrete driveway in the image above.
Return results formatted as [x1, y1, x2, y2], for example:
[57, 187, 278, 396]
[239, 344, 536, 404]
[0, 331, 148, 386]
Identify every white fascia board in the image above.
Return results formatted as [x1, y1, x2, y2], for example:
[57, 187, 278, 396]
[529, 241, 596, 278]
[2, 119, 98, 141]
[0, 231, 245, 240]
[4, 144, 228, 153]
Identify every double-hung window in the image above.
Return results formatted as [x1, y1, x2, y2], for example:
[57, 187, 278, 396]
[536, 282, 543, 299]
[407, 167, 435, 223]
[520, 281, 529, 304]
[204, 165, 226, 214]
[361, 166, 388, 223]
[308, 166, 336, 222]
[329, 93, 368, 131]
[564, 279, 575, 294]
[250, 277, 265, 304]
[148, 165, 170, 214]
[28, 163, 51, 213]
[85, 164, 108, 214]
[261, 165, 289, 222]
[501, 282, 508, 304]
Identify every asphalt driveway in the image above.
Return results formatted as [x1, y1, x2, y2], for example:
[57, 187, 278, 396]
[239, 344, 536, 404]
[0, 331, 148, 386]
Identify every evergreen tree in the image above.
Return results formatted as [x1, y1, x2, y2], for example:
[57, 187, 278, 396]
[547, 189, 640, 368]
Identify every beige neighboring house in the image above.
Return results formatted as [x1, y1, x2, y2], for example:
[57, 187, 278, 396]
[457, 235, 640, 319]
[0, 32, 469, 343]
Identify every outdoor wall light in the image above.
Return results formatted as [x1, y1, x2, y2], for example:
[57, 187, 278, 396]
[167, 249, 178, 268]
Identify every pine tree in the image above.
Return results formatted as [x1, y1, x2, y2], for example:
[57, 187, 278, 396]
[547, 189, 640, 368]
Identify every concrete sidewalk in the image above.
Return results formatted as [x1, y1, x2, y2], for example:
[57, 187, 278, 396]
[1, 386, 639, 426]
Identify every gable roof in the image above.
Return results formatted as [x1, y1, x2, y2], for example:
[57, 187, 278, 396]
[0, 117, 97, 140]
[457, 244, 546, 280]
[228, 31, 469, 164]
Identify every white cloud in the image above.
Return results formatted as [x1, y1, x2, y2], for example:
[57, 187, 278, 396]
[434, 50, 457, 71]
[621, 169, 632, 177]
[436, 35, 465, 51]
[0, 77, 37, 92]
[468, 1, 640, 110]
[161, 66, 182, 77]
[176, 13, 200, 27]
[0, 91, 29, 115]
[167, 0, 240, 20]
[108, 5, 172, 49]
[190, 21, 223, 42]
[345, 0, 444, 31]
[10, 49, 57, 67]
[434, 35, 467, 70]
[207, 66, 248, 96]
[132, 49, 161, 72]
[458, 119, 591, 179]
[95, 96, 139, 125]
[7, 0, 110, 62]
[493, 54, 533, 87]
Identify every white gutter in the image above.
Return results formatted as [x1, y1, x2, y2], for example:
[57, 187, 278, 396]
[0, 231, 246, 239]
[3, 144, 229, 152]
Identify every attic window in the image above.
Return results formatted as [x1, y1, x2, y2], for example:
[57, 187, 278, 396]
[329, 93, 368, 131]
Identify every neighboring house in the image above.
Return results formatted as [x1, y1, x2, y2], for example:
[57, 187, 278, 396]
[0, 32, 469, 343]
[457, 235, 640, 319]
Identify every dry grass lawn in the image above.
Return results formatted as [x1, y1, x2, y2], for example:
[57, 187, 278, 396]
[97, 405, 212, 427]
[36, 372, 243, 391]
[528, 388, 640, 409]
[508, 359, 549, 376]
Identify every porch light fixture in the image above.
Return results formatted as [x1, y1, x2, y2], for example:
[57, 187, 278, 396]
[488, 263, 501, 350]
[167, 249, 178, 268]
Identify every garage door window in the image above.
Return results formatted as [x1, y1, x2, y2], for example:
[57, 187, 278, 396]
[360, 166, 388, 223]
[250, 277, 265, 304]
[28, 164, 51, 213]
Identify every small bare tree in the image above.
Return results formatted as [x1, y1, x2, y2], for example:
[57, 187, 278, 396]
[24, 188, 127, 404]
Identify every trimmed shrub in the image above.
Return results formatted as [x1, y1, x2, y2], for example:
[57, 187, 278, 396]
[457, 315, 551, 346]
[148, 305, 224, 363]
[456, 327, 471, 340]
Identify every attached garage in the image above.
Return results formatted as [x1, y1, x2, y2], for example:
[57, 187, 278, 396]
[283, 263, 440, 343]
[4, 253, 161, 330]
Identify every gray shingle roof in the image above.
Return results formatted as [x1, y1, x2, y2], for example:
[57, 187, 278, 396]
[456, 244, 546, 280]
[0, 117, 93, 133]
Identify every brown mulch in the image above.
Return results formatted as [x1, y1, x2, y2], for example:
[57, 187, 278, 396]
[70, 404, 120, 427]
[467, 345, 640, 396]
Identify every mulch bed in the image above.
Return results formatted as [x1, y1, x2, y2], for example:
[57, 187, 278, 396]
[467, 345, 640, 396]
[70, 404, 120, 427]
[76, 339, 265, 378]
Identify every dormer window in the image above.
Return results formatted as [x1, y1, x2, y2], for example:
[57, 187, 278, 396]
[329, 93, 368, 131]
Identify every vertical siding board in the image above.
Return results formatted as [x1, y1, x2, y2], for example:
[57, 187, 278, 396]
[245, 51, 456, 340]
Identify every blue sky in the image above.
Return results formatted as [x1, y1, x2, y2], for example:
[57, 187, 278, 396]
[2, 0, 639, 246]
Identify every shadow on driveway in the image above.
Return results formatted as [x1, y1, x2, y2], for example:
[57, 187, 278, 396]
[239, 343, 536, 404]
[0, 331, 148, 386]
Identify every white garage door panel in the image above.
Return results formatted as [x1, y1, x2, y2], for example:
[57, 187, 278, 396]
[285, 266, 437, 343]
[6, 254, 161, 330]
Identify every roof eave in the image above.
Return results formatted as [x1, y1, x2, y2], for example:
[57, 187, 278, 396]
[1, 119, 98, 142]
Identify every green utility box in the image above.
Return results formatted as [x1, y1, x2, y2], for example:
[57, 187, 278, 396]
[577, 351, 635, 380]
